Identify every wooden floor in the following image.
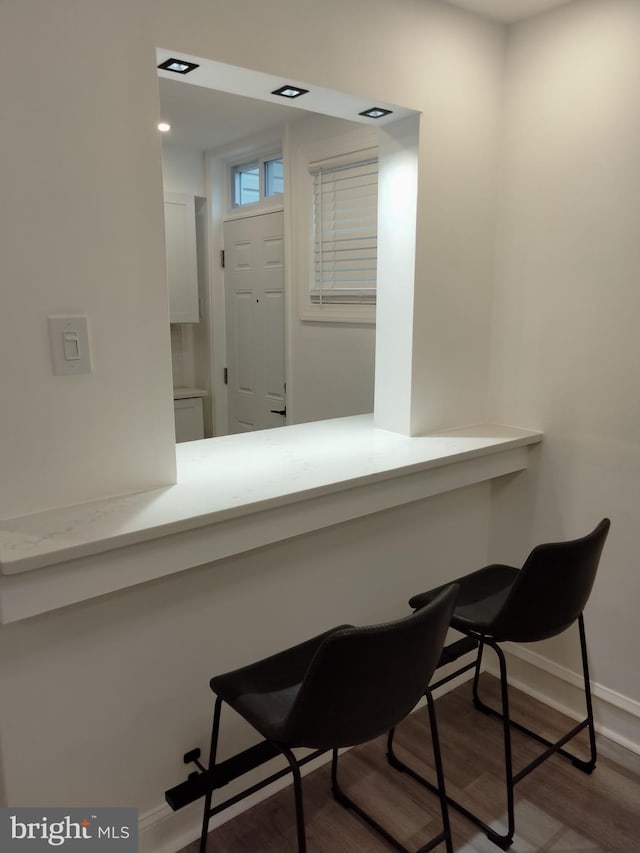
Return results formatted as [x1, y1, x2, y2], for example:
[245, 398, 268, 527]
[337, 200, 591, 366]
[181, 675, 640, 852]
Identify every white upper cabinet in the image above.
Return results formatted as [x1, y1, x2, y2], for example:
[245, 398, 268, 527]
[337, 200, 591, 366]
[164, 192, 199, 323]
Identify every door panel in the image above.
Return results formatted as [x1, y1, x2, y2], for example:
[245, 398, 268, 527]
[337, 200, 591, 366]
[263, 291, 285, 401]
[224, 211, 286, 433]
[234, 292, 254, 393]
[264, 236, 283, 267]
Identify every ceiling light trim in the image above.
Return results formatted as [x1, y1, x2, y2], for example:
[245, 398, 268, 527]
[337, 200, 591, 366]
[359, 107, 393, 119]
[271, 85, 310, 99]
[158, 58, 200, 75]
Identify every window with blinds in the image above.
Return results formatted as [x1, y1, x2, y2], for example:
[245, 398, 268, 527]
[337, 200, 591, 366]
[311, 157, 378, 304]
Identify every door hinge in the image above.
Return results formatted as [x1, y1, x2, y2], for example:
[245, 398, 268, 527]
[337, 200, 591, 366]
[223, 367, 228, 385]
[220, 249, 225, 268]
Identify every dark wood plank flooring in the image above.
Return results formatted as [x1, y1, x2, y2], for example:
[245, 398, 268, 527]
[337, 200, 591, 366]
[181, 675, 640, 852]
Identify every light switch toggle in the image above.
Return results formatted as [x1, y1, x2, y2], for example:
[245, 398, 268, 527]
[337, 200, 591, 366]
[63, 331, 80, 361]
[48, 316, 92, 375]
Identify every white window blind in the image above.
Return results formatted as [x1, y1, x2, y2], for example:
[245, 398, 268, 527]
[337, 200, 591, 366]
[311, 157, 378, 304]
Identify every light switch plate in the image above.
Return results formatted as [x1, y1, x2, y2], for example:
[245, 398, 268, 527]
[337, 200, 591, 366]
[48, 316, 92, 375]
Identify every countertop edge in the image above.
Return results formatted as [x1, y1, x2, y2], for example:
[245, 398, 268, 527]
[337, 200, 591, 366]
[0, 421, 543, 577]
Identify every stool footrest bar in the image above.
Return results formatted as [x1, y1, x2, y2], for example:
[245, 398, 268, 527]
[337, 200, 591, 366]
[437, 637, 478, 668]
[166, 742, 327, 812]
[212, 739, 281, 788]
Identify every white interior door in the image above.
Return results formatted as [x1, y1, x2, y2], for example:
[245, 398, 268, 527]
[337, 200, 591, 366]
[224, 211, 286, 433]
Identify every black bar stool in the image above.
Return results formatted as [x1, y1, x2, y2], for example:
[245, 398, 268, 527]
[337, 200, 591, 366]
[388, 518, 610, 850]
[199, 584, 459, 852]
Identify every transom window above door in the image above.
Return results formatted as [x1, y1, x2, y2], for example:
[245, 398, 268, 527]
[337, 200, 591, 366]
[231, 155, 283, 208]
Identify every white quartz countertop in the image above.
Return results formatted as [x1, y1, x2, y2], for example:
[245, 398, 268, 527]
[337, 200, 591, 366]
[0, 415, 542, 576]
[172, 386, 208, 399]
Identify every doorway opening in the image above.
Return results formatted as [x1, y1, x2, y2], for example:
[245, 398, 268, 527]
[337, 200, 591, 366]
[156, 50, 420, 441]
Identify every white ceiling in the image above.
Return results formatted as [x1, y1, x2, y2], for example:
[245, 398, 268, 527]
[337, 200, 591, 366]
[443, 0, 573, 22]
[158, 78, 305, 152]
[156, 48, 411, 154]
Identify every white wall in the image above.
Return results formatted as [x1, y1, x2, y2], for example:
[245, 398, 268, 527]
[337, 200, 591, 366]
[409, 5, 505, 432]
[161, 143, 206, 197]
[489, 0, 640, 705]
[0, 0, 177, 518]
[0, 0, 505, 518]
[286, 114, 377, 424]
[289, 319, 375, 423]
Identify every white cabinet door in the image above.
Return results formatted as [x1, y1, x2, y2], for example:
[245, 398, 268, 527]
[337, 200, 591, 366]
[174, 397, 204, 442]
[164, 192, 199, 323]
[224, 211, 286, 434]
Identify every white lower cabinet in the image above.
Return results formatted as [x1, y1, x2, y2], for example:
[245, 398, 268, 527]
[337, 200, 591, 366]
[174, 397, 204, 443]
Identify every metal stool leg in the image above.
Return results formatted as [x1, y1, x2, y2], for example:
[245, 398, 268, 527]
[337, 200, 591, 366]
[472, 639, 488, 712]
[425, 688, 454, 853]
[332, 748, 408, 851]
[493, 641, 515, 848]
[388, 642, 515, 850]
[199, 697, 223, 853]
[281, 746, 307, 853]
[575, 614, 597, 772]
[336, 724, 452, 853]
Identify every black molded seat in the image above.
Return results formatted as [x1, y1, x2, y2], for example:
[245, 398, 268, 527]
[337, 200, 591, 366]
[389, 519, 610, 850]
[199, 584, 459, 853]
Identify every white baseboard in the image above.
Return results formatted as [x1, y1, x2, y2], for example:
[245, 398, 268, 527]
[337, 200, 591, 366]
[486, 643, 640, 757]
[139, 657, 476, 853]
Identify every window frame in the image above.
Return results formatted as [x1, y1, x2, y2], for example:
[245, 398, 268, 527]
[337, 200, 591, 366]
[229, 152, 284, 211]
[264, 156, 284, 198]
[232, 159, 261, 207]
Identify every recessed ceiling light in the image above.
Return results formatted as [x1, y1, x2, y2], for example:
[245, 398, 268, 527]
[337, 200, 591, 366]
[359, 107, 393, 119]
[157, 58, 200, 75]
[271, 85, 309, 99]
[158, 122, 171, 133]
